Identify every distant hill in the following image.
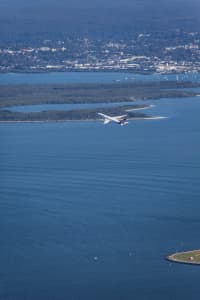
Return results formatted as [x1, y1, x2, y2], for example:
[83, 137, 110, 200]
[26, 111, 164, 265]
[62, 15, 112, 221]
[0, 0, 200, 42]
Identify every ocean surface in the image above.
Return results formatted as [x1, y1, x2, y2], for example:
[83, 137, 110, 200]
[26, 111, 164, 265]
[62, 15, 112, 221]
[1, 72, 200, 300]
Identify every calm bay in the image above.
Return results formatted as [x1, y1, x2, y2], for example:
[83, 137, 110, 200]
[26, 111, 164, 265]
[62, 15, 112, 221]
[1, 72, 200, 300]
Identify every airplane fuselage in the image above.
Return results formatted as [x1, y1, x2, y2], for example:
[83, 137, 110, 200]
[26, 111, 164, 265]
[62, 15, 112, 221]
[98, 112, 128, 126]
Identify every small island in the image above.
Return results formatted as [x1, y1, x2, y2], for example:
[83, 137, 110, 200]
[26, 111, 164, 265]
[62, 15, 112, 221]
[167, 250, 200, 265]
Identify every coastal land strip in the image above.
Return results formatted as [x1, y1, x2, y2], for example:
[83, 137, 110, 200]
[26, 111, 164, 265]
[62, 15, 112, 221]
[0, 80, 199, 122]
[166, 250, 200, 265]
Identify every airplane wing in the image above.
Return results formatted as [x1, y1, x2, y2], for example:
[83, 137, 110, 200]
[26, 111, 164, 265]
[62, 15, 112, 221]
[98, 113, 106, 117]
[104, 119, 111, 124]
[115, 115, 127, 120]
[98, 112, 111, 124]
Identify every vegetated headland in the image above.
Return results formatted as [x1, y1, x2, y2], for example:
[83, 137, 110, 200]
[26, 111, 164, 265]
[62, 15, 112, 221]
[0, 80, 199, 122]
[167, 250, 200, 265]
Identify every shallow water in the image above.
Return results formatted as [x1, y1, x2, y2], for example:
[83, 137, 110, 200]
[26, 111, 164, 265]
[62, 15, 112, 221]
[1, 71, 200, 85]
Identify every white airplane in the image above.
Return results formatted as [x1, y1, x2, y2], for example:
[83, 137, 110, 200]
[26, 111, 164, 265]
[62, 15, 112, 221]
[98, 112, 128, 126]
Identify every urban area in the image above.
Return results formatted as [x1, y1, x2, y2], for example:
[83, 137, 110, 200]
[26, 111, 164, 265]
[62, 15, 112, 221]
[1, 30, 200, 74]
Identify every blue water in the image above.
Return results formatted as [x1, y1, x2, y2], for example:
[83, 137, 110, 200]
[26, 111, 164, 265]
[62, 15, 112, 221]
[1, 73, 200, 300]
[1, 71, 200, 85]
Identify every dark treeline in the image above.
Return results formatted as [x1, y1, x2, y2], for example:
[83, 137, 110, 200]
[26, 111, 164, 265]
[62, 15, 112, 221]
[0, 81, 198, 108]
[0, 105, 149, 122]
[0, 80, 199, 122]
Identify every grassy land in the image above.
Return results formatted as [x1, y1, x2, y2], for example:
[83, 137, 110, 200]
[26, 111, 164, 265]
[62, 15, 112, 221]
[167, 250, 200, 264]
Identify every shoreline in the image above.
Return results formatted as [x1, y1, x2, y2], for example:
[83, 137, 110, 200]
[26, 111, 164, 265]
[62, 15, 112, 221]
[166, 250, 200, 265]
[0, 70, 200, 76]
[0, 69, 154, 75]
[0, 116, 167, 124]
